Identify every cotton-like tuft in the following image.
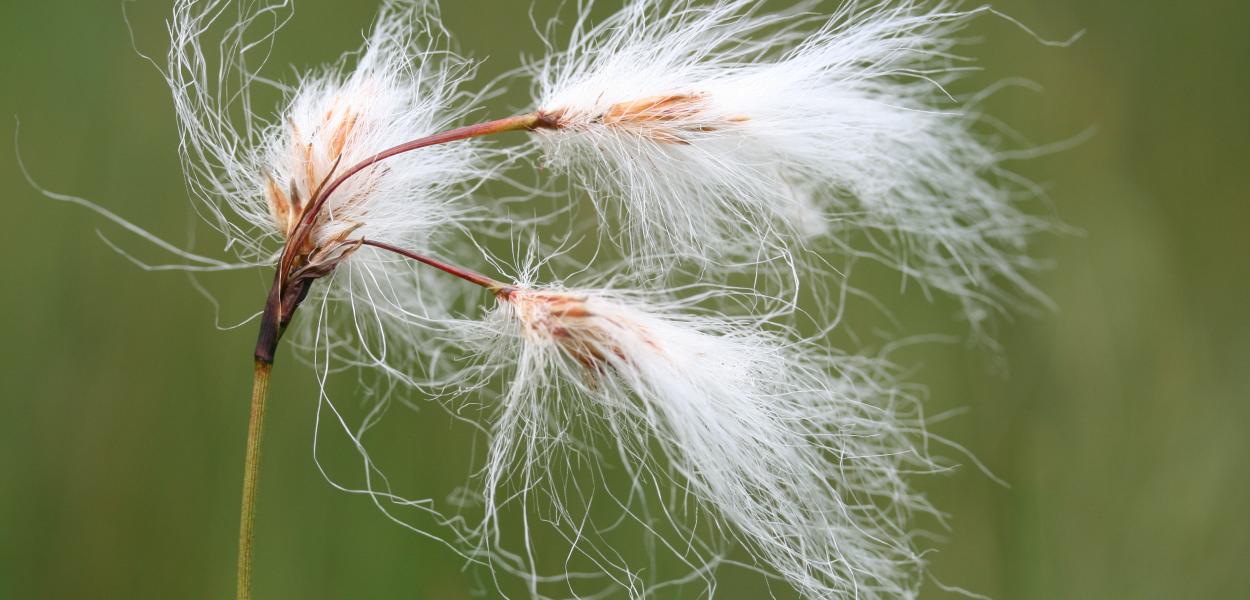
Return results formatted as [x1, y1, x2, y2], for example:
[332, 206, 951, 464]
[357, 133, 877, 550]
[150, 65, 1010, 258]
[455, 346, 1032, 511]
[168, 0, 495, 260]
[529, 0, 1055, 327]
[467, 285, 940, 598]
[162, 0, 503, 376]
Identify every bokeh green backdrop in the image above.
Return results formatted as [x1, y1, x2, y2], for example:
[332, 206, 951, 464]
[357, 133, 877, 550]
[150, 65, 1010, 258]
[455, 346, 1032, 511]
[2, 1, 1247, 598]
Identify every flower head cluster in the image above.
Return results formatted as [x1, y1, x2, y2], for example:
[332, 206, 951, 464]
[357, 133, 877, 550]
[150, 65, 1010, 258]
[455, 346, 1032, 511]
[47, 0, 1067, 597]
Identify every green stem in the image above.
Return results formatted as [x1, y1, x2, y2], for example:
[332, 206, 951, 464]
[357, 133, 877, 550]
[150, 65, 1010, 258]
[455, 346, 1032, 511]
[236, 359, 272, 600]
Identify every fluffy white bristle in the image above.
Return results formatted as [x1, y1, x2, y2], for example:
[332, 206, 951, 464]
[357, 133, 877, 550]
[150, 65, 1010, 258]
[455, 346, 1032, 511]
[529, 0, 1054, 327]
[167, 0, 492, 265]
[463, 285, 940, 598]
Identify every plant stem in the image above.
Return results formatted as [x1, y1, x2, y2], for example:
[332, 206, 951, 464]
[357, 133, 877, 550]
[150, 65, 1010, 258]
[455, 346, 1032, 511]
[360, 239, 510, 293]
[286, 112, 557, 267]
[236, 359, 272, 600]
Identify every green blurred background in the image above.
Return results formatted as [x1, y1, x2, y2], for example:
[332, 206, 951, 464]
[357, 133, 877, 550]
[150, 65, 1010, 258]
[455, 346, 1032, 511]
[2, 1, 1247, 598]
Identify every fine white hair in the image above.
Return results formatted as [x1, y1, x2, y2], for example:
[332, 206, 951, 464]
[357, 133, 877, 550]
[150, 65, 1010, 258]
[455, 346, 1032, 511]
[164, 0, 505, 372]
[529, 0, 1059, 327]
[462, 284, 942, 598]
[166, 0, 492, 258]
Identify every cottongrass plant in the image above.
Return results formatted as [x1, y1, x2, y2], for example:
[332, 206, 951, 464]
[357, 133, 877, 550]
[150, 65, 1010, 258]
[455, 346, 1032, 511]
[30, 0, 1070, 597]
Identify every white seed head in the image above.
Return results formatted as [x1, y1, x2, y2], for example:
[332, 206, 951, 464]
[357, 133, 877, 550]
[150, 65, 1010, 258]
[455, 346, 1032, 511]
[161, 0, 503, 378]
[167, 0, 490, 269]
[471, 286, 938, 598]
[530, 0, 1055, 327]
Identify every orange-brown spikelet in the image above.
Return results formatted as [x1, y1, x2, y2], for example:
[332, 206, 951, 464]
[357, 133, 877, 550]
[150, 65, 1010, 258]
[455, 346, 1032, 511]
[541, 92, 747, 145]
[499, 289, 659, 374]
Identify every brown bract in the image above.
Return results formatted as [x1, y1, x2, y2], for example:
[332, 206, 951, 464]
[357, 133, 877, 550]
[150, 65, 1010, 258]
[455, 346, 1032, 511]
[500, 290, 660, 374]
[255, 104, 372, 363]
[265, 104, 372, 244]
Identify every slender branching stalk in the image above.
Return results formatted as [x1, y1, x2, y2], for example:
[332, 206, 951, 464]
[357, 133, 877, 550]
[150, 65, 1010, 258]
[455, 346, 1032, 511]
[360, 239, 510, 292]
[299, 111, 554, 241]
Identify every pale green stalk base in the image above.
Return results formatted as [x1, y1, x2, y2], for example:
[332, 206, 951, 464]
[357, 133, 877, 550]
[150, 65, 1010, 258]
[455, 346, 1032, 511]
[236, 360, 272, 600]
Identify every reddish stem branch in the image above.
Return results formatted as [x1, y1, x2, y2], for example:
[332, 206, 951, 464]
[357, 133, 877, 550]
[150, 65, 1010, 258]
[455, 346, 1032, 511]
[361, 239, 511, 294]
[285, 112, 555, 269]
